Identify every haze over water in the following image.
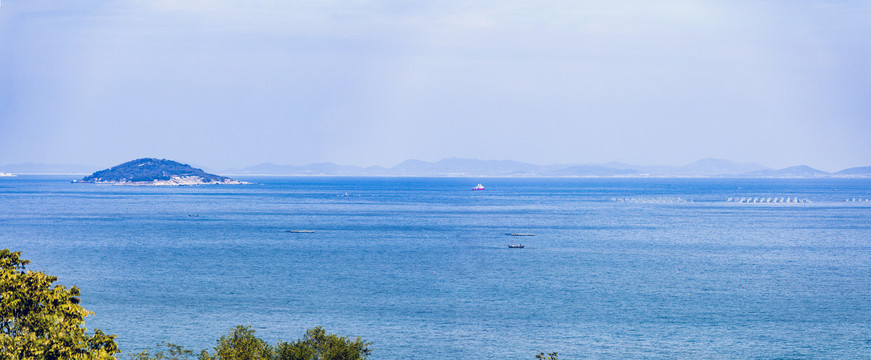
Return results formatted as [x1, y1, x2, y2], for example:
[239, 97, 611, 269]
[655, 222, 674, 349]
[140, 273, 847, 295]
[2, 1, 870, 171]
[2, 176, 869, 359]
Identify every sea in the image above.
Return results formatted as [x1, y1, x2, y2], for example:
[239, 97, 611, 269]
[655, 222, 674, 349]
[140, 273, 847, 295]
[1, 176, 869, 359]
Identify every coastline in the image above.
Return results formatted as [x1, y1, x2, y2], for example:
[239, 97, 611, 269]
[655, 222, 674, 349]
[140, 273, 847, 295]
[75, 175, 251, 186]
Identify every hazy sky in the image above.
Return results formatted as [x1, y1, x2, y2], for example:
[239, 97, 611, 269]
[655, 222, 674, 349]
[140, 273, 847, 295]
[1, 0, 869, 171]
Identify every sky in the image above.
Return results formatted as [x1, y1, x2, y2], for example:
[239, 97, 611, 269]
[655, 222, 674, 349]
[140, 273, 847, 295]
[1, 0, 869, 172]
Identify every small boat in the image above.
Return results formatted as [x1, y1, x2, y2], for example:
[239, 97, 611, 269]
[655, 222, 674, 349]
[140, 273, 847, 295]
[473, 184, 485, 190]
[508, 233, 535, 236]
[287, 230, 315, 233]
[508, 244, 525, 248]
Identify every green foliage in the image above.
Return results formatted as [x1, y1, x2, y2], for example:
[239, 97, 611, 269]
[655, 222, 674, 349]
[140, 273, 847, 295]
[200, 326, 371, 360]
[200, 326, 273, 360]
[534, 351, 558, 360]
[274, 327, 372, 360]
[128, 343, 195, 360]
[0, 249, 119, 360]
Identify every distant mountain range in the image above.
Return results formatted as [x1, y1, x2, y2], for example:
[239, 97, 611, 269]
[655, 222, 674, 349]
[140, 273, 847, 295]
[227, 158, 871, 178]
[4, 158, 871, 178]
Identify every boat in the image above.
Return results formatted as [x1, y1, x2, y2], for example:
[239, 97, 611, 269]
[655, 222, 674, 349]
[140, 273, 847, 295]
[473, 183, 485, 190]
[508, 233, 535, 236]
[508, 244, 525, 248]
[287, 230, 315, 233]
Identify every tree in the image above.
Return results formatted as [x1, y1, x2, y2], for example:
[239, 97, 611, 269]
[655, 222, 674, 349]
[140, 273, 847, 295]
[274, 327, 372, 360]
[0, 249, 119, 360]
[534, 351, 558, 360]
[201, 326, 372, 360]
[200, 326, 273, 360]
[128, 343, 195, 360]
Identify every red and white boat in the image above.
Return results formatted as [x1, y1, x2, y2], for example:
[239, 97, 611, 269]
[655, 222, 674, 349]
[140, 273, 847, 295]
[473, 183, 485, 190]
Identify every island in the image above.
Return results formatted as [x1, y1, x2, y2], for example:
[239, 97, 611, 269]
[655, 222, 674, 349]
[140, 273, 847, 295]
[76, 158, 249, 185]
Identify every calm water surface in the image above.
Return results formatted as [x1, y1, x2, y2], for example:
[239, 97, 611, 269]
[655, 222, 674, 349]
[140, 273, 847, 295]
[1, 176, 869, 359]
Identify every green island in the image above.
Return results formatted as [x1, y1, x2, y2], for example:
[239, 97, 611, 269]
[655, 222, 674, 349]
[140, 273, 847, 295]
[1, 249, 557, 360]
[77, 158, 248, 186]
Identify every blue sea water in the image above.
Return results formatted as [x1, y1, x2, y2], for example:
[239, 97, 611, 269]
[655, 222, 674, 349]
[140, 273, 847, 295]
[1, 176, 870, 359]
